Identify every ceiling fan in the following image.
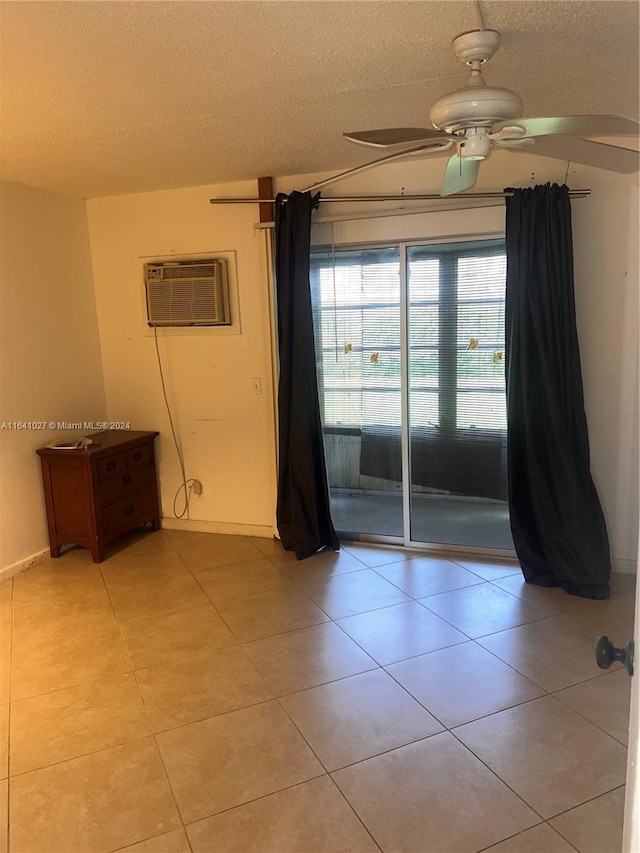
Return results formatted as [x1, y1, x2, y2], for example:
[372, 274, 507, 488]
[341, 28, 639, 197]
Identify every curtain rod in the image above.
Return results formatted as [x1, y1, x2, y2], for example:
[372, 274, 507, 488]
[210, 190, 591, 204]
[253, 199, 505, 230]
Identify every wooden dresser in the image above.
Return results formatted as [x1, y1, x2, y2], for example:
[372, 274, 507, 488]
[37, 430, 160, 563]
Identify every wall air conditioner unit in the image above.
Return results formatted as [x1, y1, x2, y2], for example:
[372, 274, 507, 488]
[144, 259, 231, 327]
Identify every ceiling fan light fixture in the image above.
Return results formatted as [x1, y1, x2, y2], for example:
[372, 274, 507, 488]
[459, 131, 491, 160]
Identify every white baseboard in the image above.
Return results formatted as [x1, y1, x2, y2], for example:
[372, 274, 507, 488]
[161, 517, 276, 539]
[612, 557, 638, 575]
[0, 548, 49, 582]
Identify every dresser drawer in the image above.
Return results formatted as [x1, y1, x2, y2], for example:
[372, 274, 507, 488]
[127, 444, 153, 469]
[102, 487, 156, 539]
[98, 452, 126, 482]
[98, 464, 152, 505]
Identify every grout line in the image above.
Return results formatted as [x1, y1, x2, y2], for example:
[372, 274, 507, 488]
[273, 562, 369, 587]
[543, 825, 582, 853]
[269, 683, 441, 850]
[327, 727, 446, 774]
[546, 782, 626, 822]
[234, 643, 278, 696]
[369, 565, 487, 597]
[137, 697, 277, 740]
[467, 636, 552, 693]
[267, 649, 440, 778]
[6, 726, 160, 781]
[485, 576, 577, 616]
[449, 719, 627, 830]
[446, 726, 547, 824]
[177, 770, 329, 830]
[146, 695, 280, 738]
[7, 651, 135, 704]
[265, 633, 457, 775]
[186, 570, 246, 642]
[417, 589, 578, 637]
[474, 626, 627, 695]
[187, 573, 335, 645]
[110, 827, 192, 853]
[189, 570, 298, 606]
[152, 730, 191, 831]
[6, 732, 156, 780]
[324, 775, 384, 853]
[356, 635, 470, 669]
[273, 694, 334, 771]
[380, 649, 549, 731]
[473, 821, 580, 853]
[209, 615, 331, 646]
[544, 692, 630, 750]
[260, 662, 385, 700]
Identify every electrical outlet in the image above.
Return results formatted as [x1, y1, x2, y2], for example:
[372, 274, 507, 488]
[251, 377, 263, 395]
[192, 480, 204, 500]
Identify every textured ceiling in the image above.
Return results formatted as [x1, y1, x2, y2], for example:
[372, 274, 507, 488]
[0, 1, 638, 198]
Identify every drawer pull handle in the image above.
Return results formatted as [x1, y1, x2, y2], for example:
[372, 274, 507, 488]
[133, 451, 143, 461]
[107, 461, 117, 471]
[124, 505, 134, 515]
[122, 474, 131, 484]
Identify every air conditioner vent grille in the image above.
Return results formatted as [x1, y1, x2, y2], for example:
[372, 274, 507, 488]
[145, 259, 230, 326]
[162, 264, 217, 279]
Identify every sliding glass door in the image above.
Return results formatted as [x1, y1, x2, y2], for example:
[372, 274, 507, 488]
[310, 246, 403, 537]
[407, 241, 512, 549]
[311, 238, 513, 553]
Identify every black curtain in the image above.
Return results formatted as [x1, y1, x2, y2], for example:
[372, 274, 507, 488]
[275, 191, 339, 559]
[505, 183, 611, 599]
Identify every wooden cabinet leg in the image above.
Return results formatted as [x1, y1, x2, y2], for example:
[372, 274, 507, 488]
[50, 543, 61, 558]
[90, 541, 104, 563]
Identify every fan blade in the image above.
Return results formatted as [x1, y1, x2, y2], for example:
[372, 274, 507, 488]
[440, 155, 480, 196]
[492, 115, 640, 139]
[493, 138, 536, 150]
[519, 136, 639, 173]
[344, 128, 445, 147]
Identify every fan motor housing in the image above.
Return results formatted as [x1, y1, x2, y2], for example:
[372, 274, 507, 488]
[429, 86, 523, 133]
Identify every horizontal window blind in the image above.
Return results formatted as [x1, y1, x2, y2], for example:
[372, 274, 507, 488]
[310, 238, 507, 499]
[310, 247, 401, 429]
[408, 243, 507, 433]
[311, 243, 506, 427]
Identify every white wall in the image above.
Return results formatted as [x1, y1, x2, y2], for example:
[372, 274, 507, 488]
[572, 173, 639, 573]
[86, 181, 277, 536]
[86, 149, 638, 570]
[0, 181, 107, 572]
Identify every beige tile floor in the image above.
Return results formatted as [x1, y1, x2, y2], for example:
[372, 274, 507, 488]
[0, 529, 633, 853]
